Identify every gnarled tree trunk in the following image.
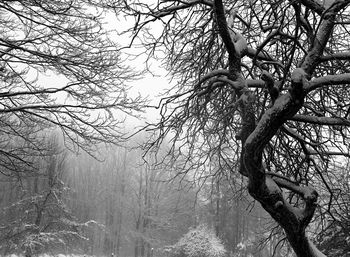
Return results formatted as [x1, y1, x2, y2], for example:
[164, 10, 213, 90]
[213, 0, 349, 256]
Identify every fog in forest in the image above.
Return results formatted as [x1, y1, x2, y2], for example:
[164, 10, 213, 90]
[0, 131, 283, 257]
[1, 0, 350, 257]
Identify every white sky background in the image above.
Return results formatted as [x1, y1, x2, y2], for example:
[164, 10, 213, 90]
[108, 11, 172, 127]
[36, 63, 169, 126]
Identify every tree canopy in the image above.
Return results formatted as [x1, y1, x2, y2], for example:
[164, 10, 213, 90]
[0, 0, 144, 177]
[118, 1, 350, 256]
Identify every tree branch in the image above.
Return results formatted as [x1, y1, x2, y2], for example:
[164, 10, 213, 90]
[306, 73, 350, 91]
[299, 0, 325, 15]
[213, 0, 237, 59]
[320, 51, 350, 62]
[290, 114, 350, 126]
[272, 176, 318, 228]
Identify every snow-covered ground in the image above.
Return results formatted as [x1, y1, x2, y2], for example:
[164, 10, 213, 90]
[4, 254, 106, 257]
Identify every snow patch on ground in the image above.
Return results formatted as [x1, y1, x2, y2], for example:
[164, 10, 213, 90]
[4, 253, 98, 257]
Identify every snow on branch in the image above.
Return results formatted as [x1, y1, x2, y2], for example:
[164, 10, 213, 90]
[148, 0, 213, 19]
[290, 114, 350, 126]
[320, 51, 350, 62]
[272, 177, 317, 202]
[231, 30, 248, 58]
[195, 69, 264, 94]
[272, 176, 318, 226]
[195, 69, 230, 88]
[301, 11, 337, 75]
[246, 47, 279, 62]
[306, 73, 350, 92]
[213, 0, 247, 60]
[290, 68, 308, 99]
[299, 0, 325, 14]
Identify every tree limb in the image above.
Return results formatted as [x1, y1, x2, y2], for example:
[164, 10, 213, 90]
[290, 114, 350, 126]
[306, 73, 350, 91]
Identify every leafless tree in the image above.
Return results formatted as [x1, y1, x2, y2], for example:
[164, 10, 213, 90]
[0, 0, 145, 177]
[0, 135, 85, 256]
[118, 0, 350, 256]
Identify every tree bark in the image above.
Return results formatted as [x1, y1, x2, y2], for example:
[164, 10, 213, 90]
[212, 0, 350, 256]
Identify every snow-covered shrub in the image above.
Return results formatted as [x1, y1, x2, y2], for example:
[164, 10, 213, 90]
[167, 224, 226, 257]
[231, 237, 254, 257]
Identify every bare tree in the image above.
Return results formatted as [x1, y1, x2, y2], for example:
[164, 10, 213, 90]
[65, 142, 199, 257]
[0, 0, 145, 177]
[118, 1, 350, 256]
[0, 135, 89, 256]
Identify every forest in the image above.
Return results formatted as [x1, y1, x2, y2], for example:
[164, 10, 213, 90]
[0, 134, 274, 257]
[1, 0, 350, 257]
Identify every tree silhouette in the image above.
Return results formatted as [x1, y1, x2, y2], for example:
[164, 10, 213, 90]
[119, 1, 350, 256]
[0, 0, 145, 178]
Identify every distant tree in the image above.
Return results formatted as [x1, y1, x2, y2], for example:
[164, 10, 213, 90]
[65, 142, 199, 257]
[118, 1, 350, 256]
[0, 135, 96, 256]
[0, 0, 145, 178]
[200, 175, 270, 256]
